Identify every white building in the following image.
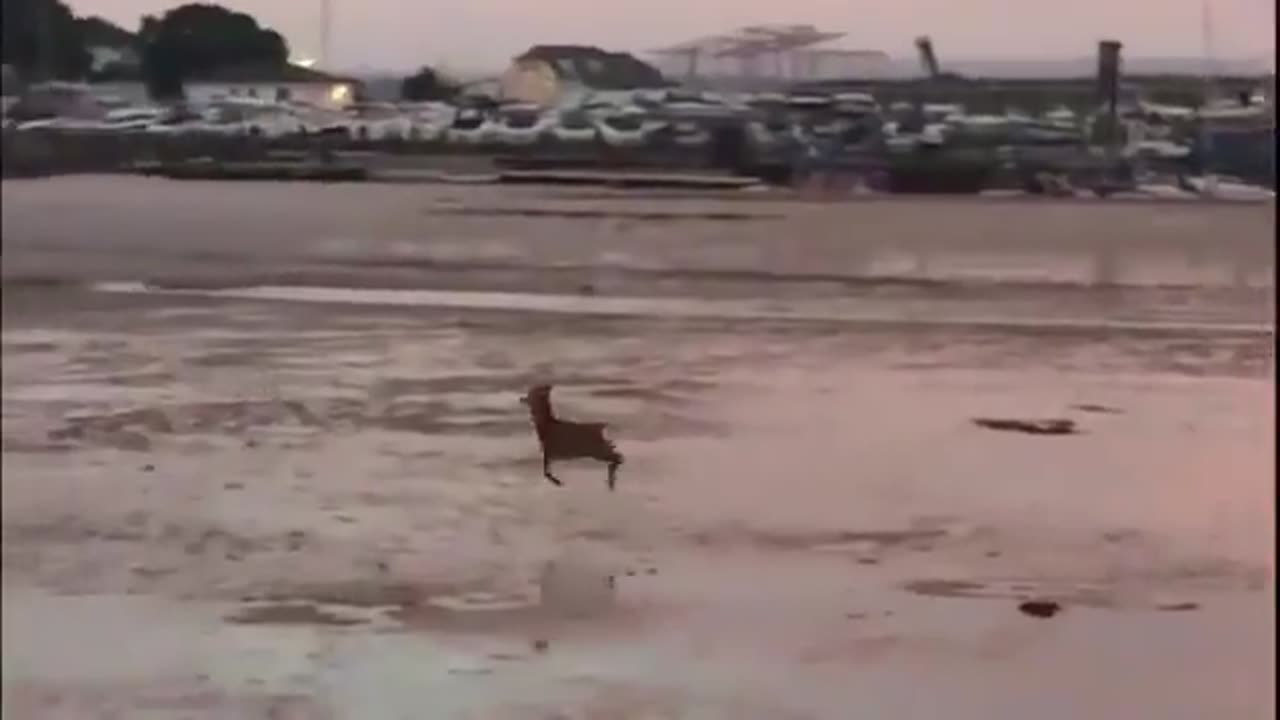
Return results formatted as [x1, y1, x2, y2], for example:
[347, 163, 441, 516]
[183, 63, 361, 109]
[88, 45, 140, 74]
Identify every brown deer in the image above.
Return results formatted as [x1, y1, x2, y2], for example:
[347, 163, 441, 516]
[521, 384, 623, 491]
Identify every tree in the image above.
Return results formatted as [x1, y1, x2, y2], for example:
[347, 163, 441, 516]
[75, 16, 142, 81]
[138, 3, 289, 99]
[1, 0, 92, 80]
[75, 15, 135, 48]
[400, 66, 459, 102]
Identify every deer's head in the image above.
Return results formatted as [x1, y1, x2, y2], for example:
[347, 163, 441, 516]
[521, 384, 554, 411]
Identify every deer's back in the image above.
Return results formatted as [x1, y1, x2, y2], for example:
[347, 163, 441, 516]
[540, 419, 617, 461]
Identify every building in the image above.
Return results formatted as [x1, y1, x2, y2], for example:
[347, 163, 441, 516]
[183, 63, 361, 109]
[499, 45, 670, 106]
[87, 45, 140, 75]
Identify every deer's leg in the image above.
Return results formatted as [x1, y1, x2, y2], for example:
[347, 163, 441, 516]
[543, 457, 563, 487]
[606, 458, 621, 491]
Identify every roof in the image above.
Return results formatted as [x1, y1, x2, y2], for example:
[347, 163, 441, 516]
[514, 45, 670, 90]
[186, 63, 359, 85]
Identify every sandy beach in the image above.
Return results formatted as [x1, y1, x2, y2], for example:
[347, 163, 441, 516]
[2, 178, 1275, 718]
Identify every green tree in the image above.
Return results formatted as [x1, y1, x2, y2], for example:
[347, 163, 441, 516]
[400, 66, 459, 102]
[75, 15, 135, 48]
[1, 0, 91, 80]
[138, 3, 289, 99]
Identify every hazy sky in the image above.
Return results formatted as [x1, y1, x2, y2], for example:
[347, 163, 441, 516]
[70, 0, 1276, 73]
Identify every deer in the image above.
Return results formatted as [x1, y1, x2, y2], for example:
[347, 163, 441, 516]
[521, 384, 623, 491]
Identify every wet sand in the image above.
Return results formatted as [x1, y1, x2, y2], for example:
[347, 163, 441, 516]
[2, 177, 1275, 294]
[2, 179, 1276, 718]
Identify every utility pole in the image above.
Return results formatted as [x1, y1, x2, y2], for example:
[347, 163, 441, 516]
[1200, 0, 1218, 197]
[1095, 40, 1123, 194]
[320, 0, 333, 69]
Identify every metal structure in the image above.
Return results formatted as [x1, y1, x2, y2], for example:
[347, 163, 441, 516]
[914, 36, 941, 78]
[650, 25, 888, 82]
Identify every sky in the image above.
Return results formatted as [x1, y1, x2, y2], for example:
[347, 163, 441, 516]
[69, 0, 1276, 74]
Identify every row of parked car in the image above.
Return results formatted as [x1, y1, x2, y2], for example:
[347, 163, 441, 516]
[7, 86, 1253, 163]
[1, 89, 943, 146]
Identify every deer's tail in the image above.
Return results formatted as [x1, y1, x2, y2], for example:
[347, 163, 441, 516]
[600, 428, 623, 463]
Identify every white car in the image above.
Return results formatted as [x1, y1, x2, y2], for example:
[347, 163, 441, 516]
[281, 101, 354, 136]
[595, 107, 664, 147]
[93, 106, 171, 132]
[15, 116, 113, 131]
[832, 92, 878, 114]
[1125, 139, 1192, 160]
[144, 114, 243, 136]
[745, 118, 794, 149]
[1043, 105, 1078, 128]
[238, 110, 307, 138]
[149, 103, 303, 138]
[402, 102, 454, 142]
[445, 108, 495, 145]
[344, 102, 417, 140]
[665, 118, 710, 148]
[490, 103, 554, 146]
[548, 110, 598, 144]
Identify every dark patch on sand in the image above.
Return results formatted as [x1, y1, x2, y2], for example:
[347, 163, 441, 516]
[227, 602, 366, 626]
[1018, 599, 1063, 618]
[3, 340, 61, 353]
[972, 417, 1080, 436]
[902, 577, 1115, 608]
[903, 576, 1222, 614]
[1, 275, 87, 290]
[1156, 601, 1201, 612]
[242, 580, 426, 609]
[5, 683, 332, 719]
[690, 526, 949, 554]
[1071, 403, 1124, 414]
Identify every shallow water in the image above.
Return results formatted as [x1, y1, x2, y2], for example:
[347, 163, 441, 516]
[2, 177, 1275, 294]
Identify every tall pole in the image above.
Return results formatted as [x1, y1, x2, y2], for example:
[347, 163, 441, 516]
[1200, 0, 1218, 196]
[1201, 0, 1215, 93]
[320, 0, 333, 68]
[1096, 41, 1122, 147]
